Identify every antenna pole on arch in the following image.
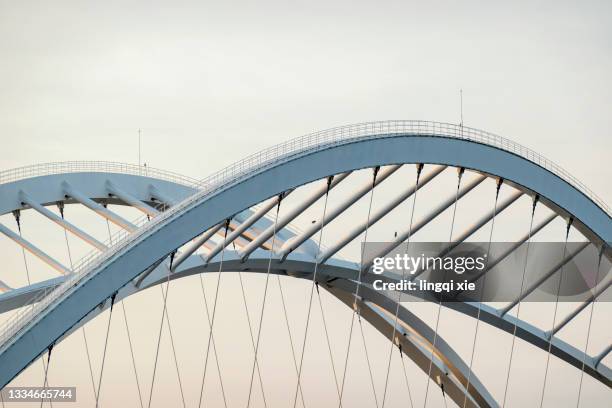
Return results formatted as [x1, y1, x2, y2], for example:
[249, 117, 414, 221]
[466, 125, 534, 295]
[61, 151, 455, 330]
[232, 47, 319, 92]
[138, 129, 142, 168]
[460, 88, 464, 127]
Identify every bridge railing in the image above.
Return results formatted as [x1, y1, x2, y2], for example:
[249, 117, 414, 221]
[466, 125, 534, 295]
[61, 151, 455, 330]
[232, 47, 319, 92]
[0, 161, 201, 188]
[0, 120, 608, 354]
[195, 120, 609, 215]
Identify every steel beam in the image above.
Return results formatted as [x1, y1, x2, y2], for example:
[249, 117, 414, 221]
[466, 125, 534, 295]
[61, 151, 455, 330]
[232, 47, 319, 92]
[0, 223, 71, 275]
[19, 191, 107, 251]
[460, 213, 558, 289]
[277, 165, 401, 260]
[171, 223, 224, 272]
[551, 275, 612, 335]
[318, 165, 446, 264]
[501, 241, 591, 315]
[239, 172, 351, 261]
[106, 181, 160, 217]
[446, 190, 523, 253]
[63, 182, 136, 232]
[408, 189, 523, 281]
[362, 174, 487, 271]
[204, 195, 285, 263]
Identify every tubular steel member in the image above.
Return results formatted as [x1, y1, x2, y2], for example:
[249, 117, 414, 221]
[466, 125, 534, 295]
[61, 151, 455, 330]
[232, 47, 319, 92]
[500, 241, 591, 316]
[278, 165, 401, 261]
[0, 223, 71, 275]
[318, 165, 447, 264]
[204, 193, 289, 264]
[362, 174, 487, 271]
[106, 181, 160, 217]
[239, 172, 351, 261]
[63, 182, 137, 231]
[18, 191, 107, 251]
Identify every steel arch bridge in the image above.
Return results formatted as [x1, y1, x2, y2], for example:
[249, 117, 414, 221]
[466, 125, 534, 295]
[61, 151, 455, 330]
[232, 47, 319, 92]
[0, 120, 610, 407]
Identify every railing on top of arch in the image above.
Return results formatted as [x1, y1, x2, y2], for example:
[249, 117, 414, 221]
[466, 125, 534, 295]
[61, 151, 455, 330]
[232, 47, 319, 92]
[0, 161, 201, 189]
[0, 120, 609, 354]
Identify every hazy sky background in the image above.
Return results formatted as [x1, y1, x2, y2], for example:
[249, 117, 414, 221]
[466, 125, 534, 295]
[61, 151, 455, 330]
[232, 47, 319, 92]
[0, 1, 610, 407]
[0, 0, 610, 201]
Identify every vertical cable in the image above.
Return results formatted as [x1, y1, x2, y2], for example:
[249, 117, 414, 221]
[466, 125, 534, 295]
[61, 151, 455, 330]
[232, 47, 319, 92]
[147, 251, 178, 408]
[575, 246, 605, 408]
[501, 196, 539, 407]
[102, 213, 143, 408]
[398, 345, 415, 408]
[39, 345, 53, 408]
[237, 270, 269, 407]
[198, 220, 231, 408]
[315, 283, 342, 403]
[461, 179, 503, 407]
[381, 164, 422, 407]
[538, 219, 573, 407]
[197, 267, 228, 408]
[423, 168, 464, 408]
[95, 294, 116, 408]
[276, 275, 305, 406]
[292, 176, 333, 408]
[246, 195, 283, 408]
[338, 167, 379, 407]
[14, 212, 53, 408]
[121, 301, 144, 408]
[358, 316, 379, 407]
[59, 205, 98, 403]
[160, 285, 187, 408]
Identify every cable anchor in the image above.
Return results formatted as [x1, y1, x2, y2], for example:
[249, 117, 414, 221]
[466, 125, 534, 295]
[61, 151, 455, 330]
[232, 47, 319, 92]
[12, 210, 21, 232]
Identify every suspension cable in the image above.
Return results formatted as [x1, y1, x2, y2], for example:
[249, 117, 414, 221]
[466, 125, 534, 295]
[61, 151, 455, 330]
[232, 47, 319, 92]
[423, 167, 464, 408]
[358, 315, 379, 407]
[575, 246, 605, 408]
[14, 211, 53, 408]
[101, 212, 144, 408]
[39, 345, 53, 408]
[58, 205, 98, 403]
[95, 293, 117, 408]
[197, 273, 228, 408]
[315, 282, 342, 403]
[461, 178, 503, 407]
[381, 164, 423, 407]
[276, 274, 305, 406]
[292, 176, 333, 408]
[198, 220, 231, 408]
[538, 219, 573, 408]
[238, 271, 269, 407]
[501, 196, 539, 407]
[147, 251, 179, 408]
[13, 211, 32, 285]
[120, 300, 144, 408]
[338, 167, 379, 407]
[398, 345, 415, 408]
[160, 284, 187, 408]
[246, 195, 283, 408]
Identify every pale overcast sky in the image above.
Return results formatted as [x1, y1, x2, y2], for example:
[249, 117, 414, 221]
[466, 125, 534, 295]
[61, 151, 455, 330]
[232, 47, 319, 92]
[0, 0, 610, 203]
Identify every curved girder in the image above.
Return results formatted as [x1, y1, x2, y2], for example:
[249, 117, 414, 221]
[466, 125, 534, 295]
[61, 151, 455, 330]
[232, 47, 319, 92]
[151, 254, 612, 387]
[7, 251, 497, 408]
[0, 171, 197, 216]
[2, 246, 608, 395]
[0, 125, 610, 397]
